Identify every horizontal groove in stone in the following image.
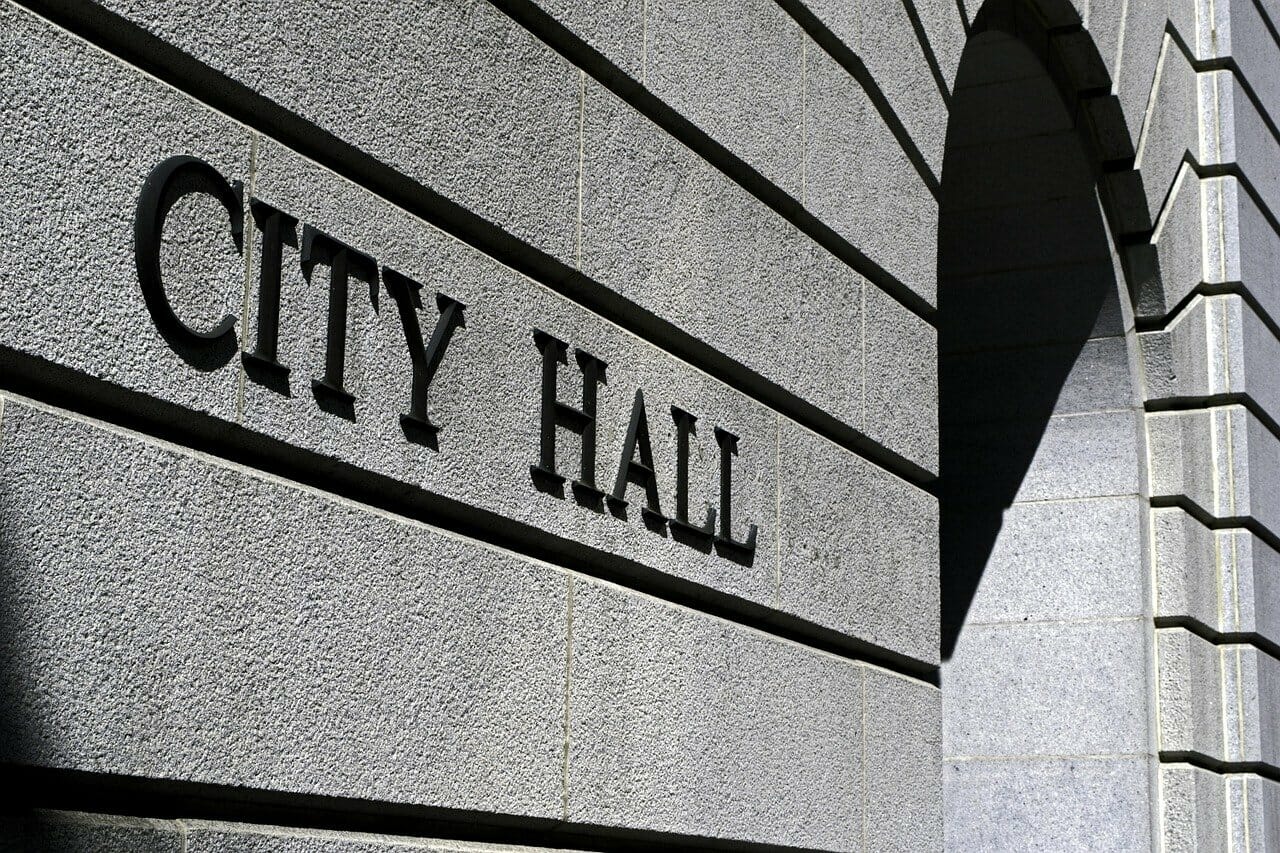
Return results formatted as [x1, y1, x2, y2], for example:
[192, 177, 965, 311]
[1149, 495, 1280, 561]
[1144, 393, 1280, 473]
[1158, 751, 1280, 786]
[0, 765, 836, 853]
[1154, 615, 1280, 664]
[9, 0, 936, 494]
[0, 346, 940, 685]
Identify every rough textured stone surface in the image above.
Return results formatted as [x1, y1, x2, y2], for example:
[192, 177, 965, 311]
[955, 496, 1145, 624]
[803, 43, 938, 306]
[535, 0, 645, 80]
[566, 578, 869, 851]
[0, 400, 568, 816]
[804, 0, 950, 174]
[777, 419, 939, 666]
[1148, 406, 1280, 536]
[1156, 628, 1225, 757]
[0, 813, 178, 852]
[579, 80, 872, 439]
[647, 0, 804, 194]
[96, 0, 581, 262]
[1158, 628, 1280, 768]
[948, 410, 1142, 506]
[0, 3, 249, 419]
[944, 619, 1150, 757]
[1160, 765, 1229, 853]
[864, 668, 943, 852]
[245, 134, 786, 619]
[1140, 294, 1280, 421]
[944, 757, 1153, 851]
[864, 283, 938, 472]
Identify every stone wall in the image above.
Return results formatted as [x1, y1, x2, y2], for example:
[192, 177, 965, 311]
[0, 0, 1276, 850]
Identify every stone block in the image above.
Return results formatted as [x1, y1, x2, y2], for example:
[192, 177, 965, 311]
[943, 756, 1153, 851]
[0, 400, 567, 816]
[945, 336, 1134, 426]
[1159, 764, 1228, 853]
[1152, 507, 1218, 629]
[1229, 773, 1280, 848]
[647, 0, 804, 194]
[0, 812, 179, 853]
[1224, 645, 1280, 766]
[97, 0, 581, 262]
[941, 260, 1126, 353]
[803, 43, 938, 306]
[0, 3, 250, 419]
[1156, 628, 1225, 757]
[1204, 69, 1280, 230]
[1135, 37, 1201, 226]
[776, 419, 939, 666]
[864, 283, 938, 473]
[566, 578, 870, 851]
[1140, 164, 1204, 319]
[947, 410, 1142, 507]
[535, 0, 645, 80]
[1147, 406, 1280, 536]
[1158, 628, 1280, 768]
[944, 619, 1150, 757]
[863, 668, 943, 852]
[954, 496, 1145, 625]
[1216, 530, 1280, 643]
[1140, 294, 1280, 421]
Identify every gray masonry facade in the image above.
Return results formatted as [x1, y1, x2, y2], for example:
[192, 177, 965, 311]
[0, 0, 1276, 849]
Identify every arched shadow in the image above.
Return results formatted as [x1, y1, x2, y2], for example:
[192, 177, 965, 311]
[938, 25, 1136, 658]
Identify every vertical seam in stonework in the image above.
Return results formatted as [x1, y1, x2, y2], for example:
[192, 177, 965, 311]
[560, 576, 575, 820]
[1228, 648, 1239, 758]
[774, 412, 781, 605]
[859, 667, 868, 852]
[1217, 529, 1230, 633]
[641, 0, 648, 86]
[860, 281, 867, 429]
[1229, 531, 1243, 633]
[1217, 297, 1232, 397]
[800, 37, 808, 206]
[575, 71, 586, 271]
[1218, 646, 1232, 760]
[235, 132, 259, 424]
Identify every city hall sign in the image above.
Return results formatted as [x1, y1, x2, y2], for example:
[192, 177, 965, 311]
[135, 155, 759, 563]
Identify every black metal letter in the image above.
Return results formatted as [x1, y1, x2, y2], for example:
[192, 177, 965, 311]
[241, 199, 297, 392]
[531, 329, 607, 508]
[134, 155, 242, 368]
[301, 225, 377, 420]
[383, 266, 466, 450]
[713, 426, 758, 563]
[608, 389, 666, 532]
[669, 406, 716, 550]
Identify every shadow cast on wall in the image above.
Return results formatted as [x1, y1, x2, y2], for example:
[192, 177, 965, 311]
[938, 25, 1131, 659]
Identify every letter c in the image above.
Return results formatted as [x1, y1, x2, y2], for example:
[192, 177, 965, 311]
[134, 155, 242, 361]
